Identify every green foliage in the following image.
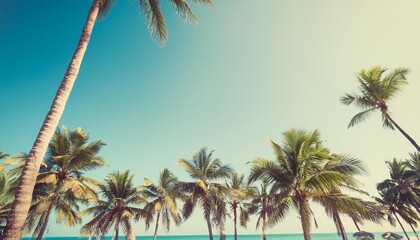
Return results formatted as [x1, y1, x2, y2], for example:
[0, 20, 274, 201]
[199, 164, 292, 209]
[341, 66, 409, 129]
[25, 126, 107, 238]
[80, 170, 150, 238]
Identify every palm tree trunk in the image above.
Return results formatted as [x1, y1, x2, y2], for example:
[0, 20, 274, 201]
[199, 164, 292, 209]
[153, 212, 161, 240]
[393, 212, 411, 240]
[298, 198, 311, 240]
[1, 1, 101, 239]
[205, 211, 214, 240]
[333, 210, 347, 240]
[409, 223, 419, 240]
[219, 222, 226, 240]
[36, 185, 61, 240]
[115, 219, 120, 240]
[233, 202, 238, 240]
[385, 112, 420, 152]
[261, 215, 267, 240]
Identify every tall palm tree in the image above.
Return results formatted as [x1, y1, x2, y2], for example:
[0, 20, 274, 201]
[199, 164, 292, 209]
[142, 168, 182, 240]
[176, 148, 233, 240]
[3, 1, 213, 238]
[24, 126, 107, 240]
[80, 170, 150, 240]
[248, 129, 364, 240]
[225, 173, 254, 240]
[341, 66, 420, 152]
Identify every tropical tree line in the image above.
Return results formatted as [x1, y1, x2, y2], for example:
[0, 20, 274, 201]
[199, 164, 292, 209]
[1, 127, 419, 239]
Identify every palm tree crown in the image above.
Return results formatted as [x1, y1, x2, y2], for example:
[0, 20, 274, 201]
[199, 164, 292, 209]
[80, 170, 149, 240]
[341, 66, 420, 151]
[249, 129, 368, 240]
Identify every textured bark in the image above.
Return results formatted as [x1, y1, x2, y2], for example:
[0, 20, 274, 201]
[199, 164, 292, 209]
[393, 212, 411, 240]
[385, 112, 420, 152]
[1, 1, 100, 239]
[153, 211, 161, 240]
[299, 199, 311, 240]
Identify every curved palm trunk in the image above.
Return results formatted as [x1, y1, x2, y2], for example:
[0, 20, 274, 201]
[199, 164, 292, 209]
[233, 202, 238, 240]
[2, 1, 101, 239]
[333, 210, 347, 240]
[385, 112, 420, 152]
[153, 211, 161, 240]
[393, 212, 411, 240]
[298, 198, 311, 240]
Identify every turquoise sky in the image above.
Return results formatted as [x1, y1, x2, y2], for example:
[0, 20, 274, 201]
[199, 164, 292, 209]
[1, 0, 420, 237]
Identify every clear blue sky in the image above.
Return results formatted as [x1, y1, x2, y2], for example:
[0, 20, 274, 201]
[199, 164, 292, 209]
[1, 0, 420, 237]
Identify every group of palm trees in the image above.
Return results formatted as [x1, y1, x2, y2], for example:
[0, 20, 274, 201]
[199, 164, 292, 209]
[0, 128, 380, 240]
[0, 66, 419, 240]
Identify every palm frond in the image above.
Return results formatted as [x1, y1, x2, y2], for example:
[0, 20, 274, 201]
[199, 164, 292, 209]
[139, 0, 167, 46]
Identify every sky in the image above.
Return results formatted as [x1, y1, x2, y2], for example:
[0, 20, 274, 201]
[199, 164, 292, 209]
[1, 0, 420, 237]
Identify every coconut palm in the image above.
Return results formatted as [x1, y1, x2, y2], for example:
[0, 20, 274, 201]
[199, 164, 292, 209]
[142, 168, 182, 240]
[225, 173, 255, 240]
[377, 159, 420, 240]
[248, 129, 367, 240]
[3, 1, 213, 238]
[341, 66, 420, 152]
[378, 159, 420, 214]
[80, 170, 150, 240]
[176, 148, 233, 240]
[240, 181, 275, 240]
[23, 126, 107, 240]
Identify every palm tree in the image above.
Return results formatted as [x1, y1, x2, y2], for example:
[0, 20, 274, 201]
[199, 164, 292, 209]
[176, 147, 233, 240]
[340, 66, 420, 152]
[377, 159, 420, 240]
[23, 126, 107, 240]
[80, 170, 150, 240]
[248, 129, 365, 240]
[225, 173, 254, 240]
[142, 168, 182, 240]
[240, 181, 274, 240]
[3, 1, 213, 238]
